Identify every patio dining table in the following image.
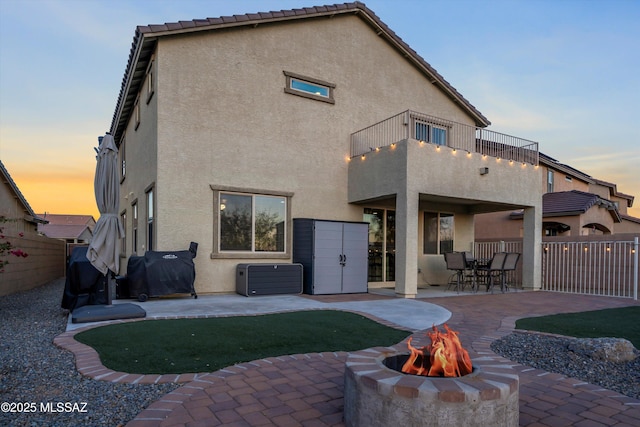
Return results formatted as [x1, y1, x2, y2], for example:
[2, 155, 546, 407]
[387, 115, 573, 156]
[467, 257, 494, 292]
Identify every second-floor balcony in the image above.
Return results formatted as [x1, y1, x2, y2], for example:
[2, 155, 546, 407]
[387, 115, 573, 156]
[351, 110, 539, 166]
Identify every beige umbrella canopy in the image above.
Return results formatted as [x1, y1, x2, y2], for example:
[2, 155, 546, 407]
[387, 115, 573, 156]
[72, 133, 146, 321]
[87, 133, 124, 279]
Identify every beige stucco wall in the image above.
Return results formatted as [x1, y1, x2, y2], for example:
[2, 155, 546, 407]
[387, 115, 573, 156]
[615, 219, 640, 234]
[120, 15, 481, 294]
[543, 166, 590, 193]
[118, 59, 159, 274]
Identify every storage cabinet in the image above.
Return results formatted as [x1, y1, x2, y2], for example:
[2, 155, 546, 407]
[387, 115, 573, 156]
[236, 263, 303, 296]
[293, 219, 368, 294]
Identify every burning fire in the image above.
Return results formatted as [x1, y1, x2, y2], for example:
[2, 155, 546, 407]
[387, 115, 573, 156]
[401, 324, 473, 377]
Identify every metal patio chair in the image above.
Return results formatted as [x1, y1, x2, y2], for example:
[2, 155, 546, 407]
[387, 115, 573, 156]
[499, 252, 521, 292]
[476, 252, 507, 293]
[444, 252, 468, 293]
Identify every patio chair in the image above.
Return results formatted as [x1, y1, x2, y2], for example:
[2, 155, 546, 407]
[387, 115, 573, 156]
[476, 252, 507, 293]
[499, 252, 521, 292]
[463, 251, 479, 292]
[444, 252, 468, 293]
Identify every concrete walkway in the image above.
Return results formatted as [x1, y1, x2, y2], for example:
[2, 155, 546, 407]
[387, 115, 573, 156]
[55, 290, 640, 426]
[65, 289, 452, 332]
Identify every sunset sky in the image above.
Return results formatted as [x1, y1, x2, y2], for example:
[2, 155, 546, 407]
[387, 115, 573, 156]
[1, 0, 638, 220]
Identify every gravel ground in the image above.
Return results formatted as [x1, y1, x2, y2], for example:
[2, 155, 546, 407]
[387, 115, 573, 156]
[492, 332, 640, 399]
[0, 278, 179, 427]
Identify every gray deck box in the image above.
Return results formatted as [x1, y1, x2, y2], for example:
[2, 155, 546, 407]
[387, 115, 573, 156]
[235, 263, 303, 296]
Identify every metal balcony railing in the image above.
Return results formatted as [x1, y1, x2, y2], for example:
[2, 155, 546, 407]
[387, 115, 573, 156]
[350, 110, 539, 165]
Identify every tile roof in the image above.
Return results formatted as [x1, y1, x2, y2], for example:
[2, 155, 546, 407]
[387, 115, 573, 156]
[110, 2, 490, 141]
[37, 224, 92, 240]
[620, 213, 640, 224]
[543, 190, 602, 216]
[0, 160, 47, 224]
[509, 190, 622, 223]
[543, 190, 621, 222]
[37, 214, 95, 226]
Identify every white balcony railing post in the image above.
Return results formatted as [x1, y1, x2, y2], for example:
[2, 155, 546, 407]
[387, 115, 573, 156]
[634, 236, 638, 300]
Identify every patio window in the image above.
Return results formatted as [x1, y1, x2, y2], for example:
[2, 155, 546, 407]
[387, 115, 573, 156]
[120, 211, 126, 254]
[146, 58, 155, 104]
[415, 120, 447, 145]
[218, 192, 287, 253]
[119, 138, 126, 181]
[134, 99, 140, 130]
[146, 188, 154, 251]
[131, 201, 138, 254]
[283, 70, 335, 104]
[423, 212, 454, 255]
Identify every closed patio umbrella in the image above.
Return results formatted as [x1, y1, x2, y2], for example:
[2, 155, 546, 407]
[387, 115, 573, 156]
[87, 133, 124, 304]
[73, 133, 145, 323]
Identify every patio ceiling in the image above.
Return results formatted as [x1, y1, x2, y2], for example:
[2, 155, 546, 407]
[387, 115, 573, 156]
[351, 193, 530, 215]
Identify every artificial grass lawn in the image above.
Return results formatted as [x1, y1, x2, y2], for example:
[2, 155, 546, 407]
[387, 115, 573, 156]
[516, 306, 640, 347]
[75, 310, 411, 374]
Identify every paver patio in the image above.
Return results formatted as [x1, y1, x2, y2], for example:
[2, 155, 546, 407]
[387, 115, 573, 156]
[55, 291, 640, 426]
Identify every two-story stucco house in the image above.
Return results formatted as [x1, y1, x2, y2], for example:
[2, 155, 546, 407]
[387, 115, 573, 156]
[110, 2, 543, 297]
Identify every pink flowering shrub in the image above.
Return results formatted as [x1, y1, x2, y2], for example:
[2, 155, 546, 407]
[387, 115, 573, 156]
[0, 216, 29, 273]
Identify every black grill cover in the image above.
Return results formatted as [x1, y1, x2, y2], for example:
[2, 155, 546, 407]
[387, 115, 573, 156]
[141, 250, 195, 297]
[126, 256, 147, 298]
[61, 246, 106, 310]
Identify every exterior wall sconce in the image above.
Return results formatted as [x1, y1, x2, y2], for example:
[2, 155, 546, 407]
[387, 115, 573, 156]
[479, 167, 489, 175]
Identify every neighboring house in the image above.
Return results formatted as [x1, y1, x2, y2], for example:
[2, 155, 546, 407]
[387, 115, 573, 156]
[108, 2, 543, 297]
[37, 214, 95, 244]
[475, 153, 640, 239]
[0, 160, 47, 235]
[1, 160, 64, 296]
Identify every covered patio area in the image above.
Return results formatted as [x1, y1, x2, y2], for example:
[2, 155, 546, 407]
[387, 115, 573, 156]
[348, 137, 542, 297]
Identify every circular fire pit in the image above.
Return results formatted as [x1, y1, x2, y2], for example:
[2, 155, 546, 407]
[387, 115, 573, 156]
[344, 347, 519, 427]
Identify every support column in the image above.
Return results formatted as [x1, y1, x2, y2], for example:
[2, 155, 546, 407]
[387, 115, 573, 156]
[395, 189, 419, 298]
[522, 206, 542, 290]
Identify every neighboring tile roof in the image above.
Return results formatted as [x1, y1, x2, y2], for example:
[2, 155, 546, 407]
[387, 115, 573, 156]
[38, 224, 92, 240]
[511, 190, 622, 223]
[110, 2, 490, 141]
[0, 160, 47, 224]
[509, 190, 622, 223]
[37, 214, 95, 227]
[37, 214, 96, 239]
[543, 190, 604, 216]
[620, 213, 640, 224]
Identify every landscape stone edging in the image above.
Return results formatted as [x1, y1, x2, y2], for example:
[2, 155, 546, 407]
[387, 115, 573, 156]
[53, 308, 415, 384]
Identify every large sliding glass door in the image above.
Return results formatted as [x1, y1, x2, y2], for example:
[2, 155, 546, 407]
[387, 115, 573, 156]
[363, 208, 395, 283]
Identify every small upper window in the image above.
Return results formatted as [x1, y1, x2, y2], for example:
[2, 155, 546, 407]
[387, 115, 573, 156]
[291, 79, 329, 97]
[146, 58, 155, 104]
[284, 71, 335, 104]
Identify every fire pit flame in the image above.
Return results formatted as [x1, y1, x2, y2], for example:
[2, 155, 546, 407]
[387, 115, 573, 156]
[402, 324, 473, 377]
